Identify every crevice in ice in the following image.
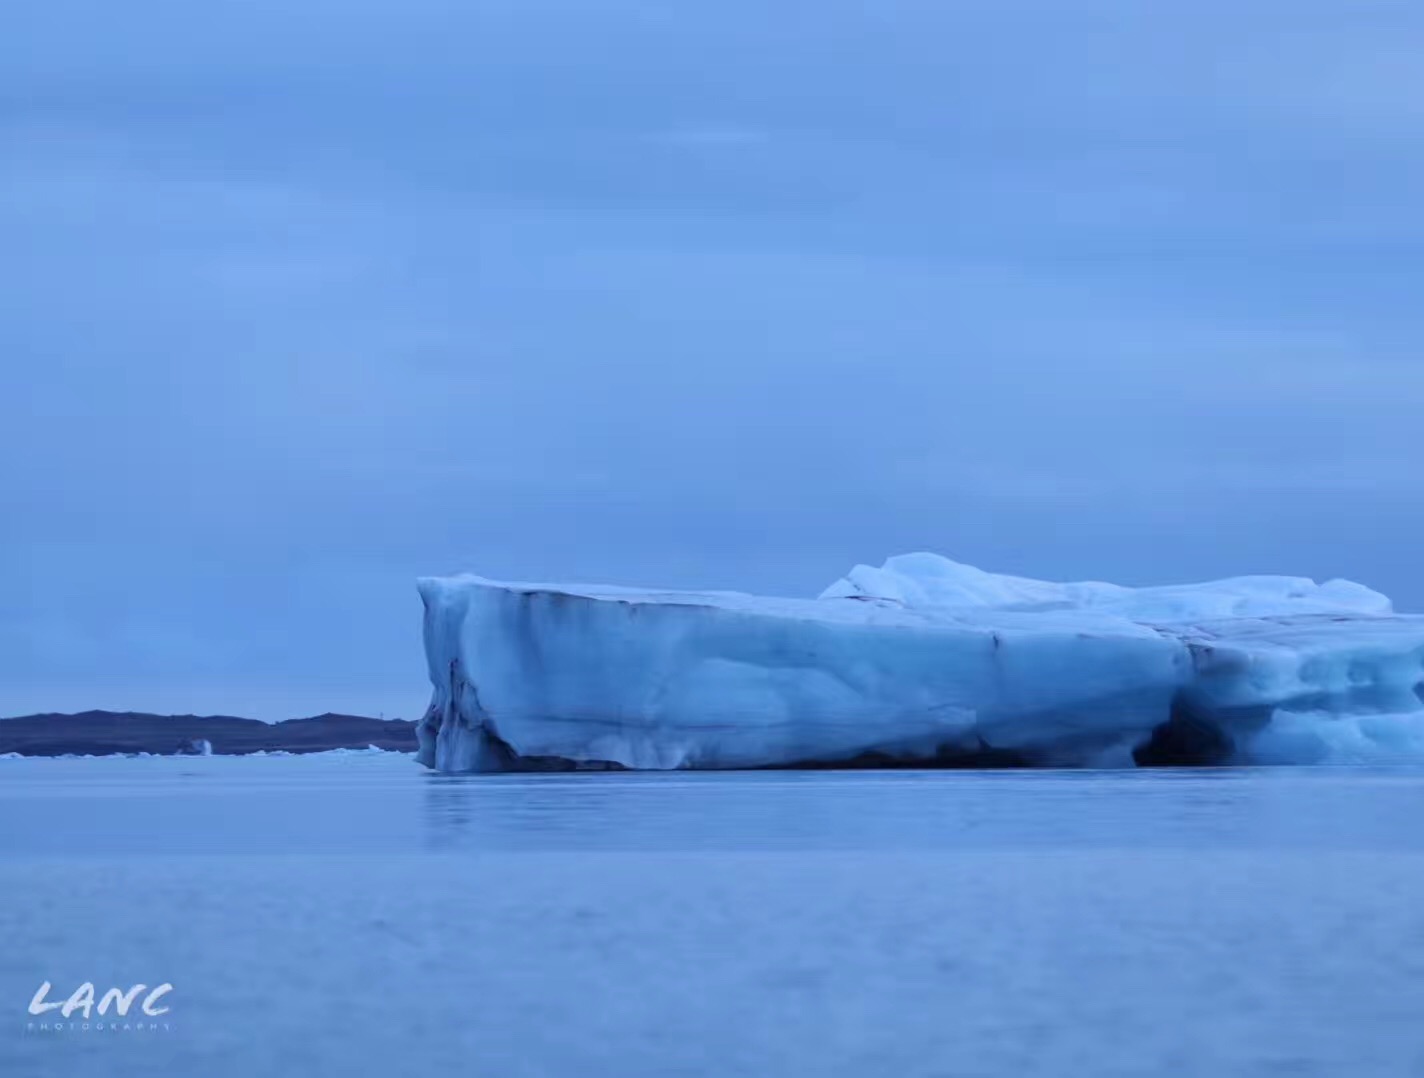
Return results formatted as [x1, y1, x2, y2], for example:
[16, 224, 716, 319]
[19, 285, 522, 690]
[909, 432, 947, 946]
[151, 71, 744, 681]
[1133, 694, 1236, 767]
[779, 736, 1031, 770]
[469, 724, 628, 772]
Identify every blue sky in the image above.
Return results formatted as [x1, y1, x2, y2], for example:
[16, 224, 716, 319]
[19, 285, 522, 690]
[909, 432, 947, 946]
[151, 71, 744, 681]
[4, 1, 1424, 719]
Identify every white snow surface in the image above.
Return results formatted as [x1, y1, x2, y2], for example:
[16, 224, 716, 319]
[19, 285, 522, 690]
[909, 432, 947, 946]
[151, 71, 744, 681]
[416, 554, 1424, 771]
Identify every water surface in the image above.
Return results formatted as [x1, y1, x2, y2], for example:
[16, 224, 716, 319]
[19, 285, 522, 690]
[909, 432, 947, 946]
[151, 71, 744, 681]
[3, 754, 1423, 1076]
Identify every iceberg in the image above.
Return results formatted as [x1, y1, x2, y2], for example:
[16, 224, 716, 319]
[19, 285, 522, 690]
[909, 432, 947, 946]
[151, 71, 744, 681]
[415, 553, 1424, 771]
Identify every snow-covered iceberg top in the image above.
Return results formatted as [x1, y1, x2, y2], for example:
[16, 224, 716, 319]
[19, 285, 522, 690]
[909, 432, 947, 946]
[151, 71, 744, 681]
[823, 552, 1393, 620]
[416, 554, 1424, 771]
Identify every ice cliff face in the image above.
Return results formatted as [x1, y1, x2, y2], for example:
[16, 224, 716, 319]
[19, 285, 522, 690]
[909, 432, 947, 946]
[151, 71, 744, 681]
[415, 554, 1424, 771]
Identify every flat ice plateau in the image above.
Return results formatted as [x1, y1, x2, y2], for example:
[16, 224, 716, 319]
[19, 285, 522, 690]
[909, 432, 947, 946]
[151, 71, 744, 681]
[416, 553, 1424, 771]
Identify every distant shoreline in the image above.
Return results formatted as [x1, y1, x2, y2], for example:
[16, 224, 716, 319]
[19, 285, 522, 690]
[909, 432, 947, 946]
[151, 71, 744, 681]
[0, 710, 418, 757]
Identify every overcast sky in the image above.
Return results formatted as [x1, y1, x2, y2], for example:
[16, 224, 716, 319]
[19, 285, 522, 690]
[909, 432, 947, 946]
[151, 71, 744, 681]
[4, 1, 1423, 720]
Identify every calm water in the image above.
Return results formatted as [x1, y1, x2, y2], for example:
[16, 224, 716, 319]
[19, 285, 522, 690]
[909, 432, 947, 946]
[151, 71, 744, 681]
[3, 754, 1424, 1077]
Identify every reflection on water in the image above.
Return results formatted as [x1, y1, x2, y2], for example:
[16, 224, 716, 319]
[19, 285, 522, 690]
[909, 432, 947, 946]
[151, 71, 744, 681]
[419, 766, 1424, 854]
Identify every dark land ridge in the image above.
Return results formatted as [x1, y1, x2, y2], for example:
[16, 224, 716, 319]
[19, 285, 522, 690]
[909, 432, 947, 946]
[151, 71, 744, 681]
[0, 710, 417, 757]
